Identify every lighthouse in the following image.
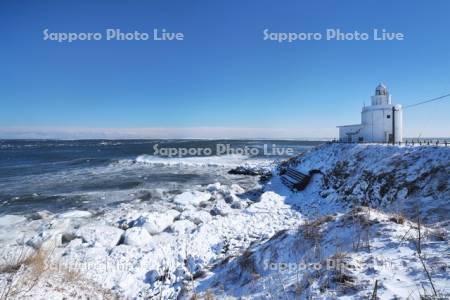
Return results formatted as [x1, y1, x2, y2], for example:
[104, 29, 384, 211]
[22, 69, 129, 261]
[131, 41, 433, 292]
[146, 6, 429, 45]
[338, 84, 403, 143]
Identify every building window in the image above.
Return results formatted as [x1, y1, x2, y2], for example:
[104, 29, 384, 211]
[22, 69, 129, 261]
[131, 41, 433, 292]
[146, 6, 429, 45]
[387, 115, 391, 119]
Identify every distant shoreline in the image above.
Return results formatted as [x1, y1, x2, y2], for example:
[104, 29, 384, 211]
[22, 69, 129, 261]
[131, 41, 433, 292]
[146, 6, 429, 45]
[0, 138, 332, 142]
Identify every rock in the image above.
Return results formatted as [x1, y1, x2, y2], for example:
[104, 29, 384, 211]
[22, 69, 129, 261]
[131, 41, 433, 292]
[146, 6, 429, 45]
[61, 233, 76, 244]
[228, 166, 269, 176]
[0, 214, 26, 227]
[209, 207, 219, 216]
[228, 166, 256, 176]
[259, 173, 272, 183]
[230, 201, 242, 209]
[228, 166, 272, 183]
[224, 193, 240, 204]
[173, 191, 211, 207]
[144, 270, 160, 285]
[224, 194, 233, 204]
[198, 201, 211, 208]
[59, 210, 93, 219]
[76, 224, 124, 249]
[117, 219, 130, 230]
[123, 227, 153, 247]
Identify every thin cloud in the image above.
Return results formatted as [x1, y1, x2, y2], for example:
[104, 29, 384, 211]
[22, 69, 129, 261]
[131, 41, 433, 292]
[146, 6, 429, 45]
[0, 127, 336, 140]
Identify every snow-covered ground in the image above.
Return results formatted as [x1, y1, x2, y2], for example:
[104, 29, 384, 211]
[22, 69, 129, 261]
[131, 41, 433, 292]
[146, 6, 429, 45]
[1, 144, 449, 299]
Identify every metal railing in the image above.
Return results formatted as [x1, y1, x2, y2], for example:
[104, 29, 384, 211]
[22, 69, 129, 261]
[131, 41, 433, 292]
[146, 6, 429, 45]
[329, 139, 450, 146]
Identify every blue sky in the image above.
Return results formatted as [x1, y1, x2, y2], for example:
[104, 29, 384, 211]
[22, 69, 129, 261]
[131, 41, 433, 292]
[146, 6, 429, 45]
[1, 0, 449, 138]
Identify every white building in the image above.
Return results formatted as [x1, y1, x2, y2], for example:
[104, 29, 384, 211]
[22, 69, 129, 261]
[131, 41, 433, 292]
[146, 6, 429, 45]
[338, 84, 403, 143]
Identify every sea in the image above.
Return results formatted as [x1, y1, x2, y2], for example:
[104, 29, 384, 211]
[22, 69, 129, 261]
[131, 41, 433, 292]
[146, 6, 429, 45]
[0, 139, 324, 215]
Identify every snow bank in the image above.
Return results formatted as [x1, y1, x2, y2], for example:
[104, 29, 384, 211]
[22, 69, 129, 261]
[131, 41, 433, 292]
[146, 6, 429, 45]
[1, 144, 448, 299]
[123, 227, 154, 247]
[0, 179, 301, 299]
[196, 208, 450, 299]
[268, 143, 450, 223]
[173, 191, 211, 207]
[131, 210, 179, 234]
[76, 224, 124, 249]
[0, 214, 26, 227]
[59, 210, 93, 219]
[195, 144, 450, 299]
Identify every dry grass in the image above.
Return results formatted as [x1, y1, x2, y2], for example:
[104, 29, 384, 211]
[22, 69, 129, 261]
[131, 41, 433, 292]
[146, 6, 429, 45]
[238, 250, 257, 275]
[0, 246, 34, 275]
[344, 207, 378, 252]
[0, 246, 117, 300]
[429, 228, 447, 241]
[202, 290, 215, 300]
[327, 253, 357, 292]
[23, 248, 48, 277]
[269, 229, 289, 242]
[299, 214, 335, 241]
[0, 247, 51, 300]
[389, 213, 405, 224]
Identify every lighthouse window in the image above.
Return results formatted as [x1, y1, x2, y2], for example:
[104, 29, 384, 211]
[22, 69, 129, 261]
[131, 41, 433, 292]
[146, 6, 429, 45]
[387, 115, 391, 119]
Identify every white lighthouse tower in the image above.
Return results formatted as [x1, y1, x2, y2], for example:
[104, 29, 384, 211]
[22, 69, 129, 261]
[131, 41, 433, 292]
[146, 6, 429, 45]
[338, 84, 403, 143]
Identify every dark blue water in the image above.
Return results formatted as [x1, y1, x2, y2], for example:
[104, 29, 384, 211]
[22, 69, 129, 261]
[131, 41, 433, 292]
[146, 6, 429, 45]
[0, 139, 323, 214]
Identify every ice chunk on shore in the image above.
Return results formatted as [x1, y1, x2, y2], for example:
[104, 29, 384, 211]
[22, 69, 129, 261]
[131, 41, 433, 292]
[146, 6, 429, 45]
[230, 184, 245, 194]
[206, 182, 245, 195]
[247, 191, 285, 213]
[29, 210, 53, 220]
[131, 210, 179, 234]
[180, 210, 212, 225]
[206, 182, 225, 192]
[123, 227, 153, 247]
[0, 214, 26, 227]
[170, 219, 196, 235]
[59, 210, 93, 219]
[173, 191, 211, 207]
[76, 224, 123, 249]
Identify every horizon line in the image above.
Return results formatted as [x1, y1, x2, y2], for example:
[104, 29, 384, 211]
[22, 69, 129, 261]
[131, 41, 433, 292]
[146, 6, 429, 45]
[0, 127, 448, 140]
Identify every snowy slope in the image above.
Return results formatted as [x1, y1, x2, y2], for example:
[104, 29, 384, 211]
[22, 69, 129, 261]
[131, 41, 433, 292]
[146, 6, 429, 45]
[195, 208, 450, 299]
[195, 144, 450, 299]
[0, 144, 449, 299]
[268, 143, 450, 224]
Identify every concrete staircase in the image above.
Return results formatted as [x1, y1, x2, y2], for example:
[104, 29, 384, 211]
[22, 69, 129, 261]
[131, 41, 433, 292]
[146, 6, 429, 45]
[280, 167, 311, 191]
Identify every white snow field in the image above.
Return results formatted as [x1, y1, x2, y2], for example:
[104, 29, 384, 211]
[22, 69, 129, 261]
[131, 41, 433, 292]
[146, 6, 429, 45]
[0, 144, 449, 299]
